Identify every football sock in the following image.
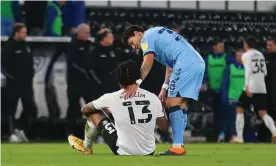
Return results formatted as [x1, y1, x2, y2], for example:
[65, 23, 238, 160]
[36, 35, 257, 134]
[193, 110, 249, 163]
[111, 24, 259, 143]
[169, 106, 184, 148]
[262, 114, 276, 136]
[182, 108, 187, 130]
[236, 113, 244, 139]
[182, 109, 187, 147]
[84, 119, 99, 149]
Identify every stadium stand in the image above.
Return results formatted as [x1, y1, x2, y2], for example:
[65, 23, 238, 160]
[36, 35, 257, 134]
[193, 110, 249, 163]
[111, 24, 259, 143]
[86, 7, 275, 54]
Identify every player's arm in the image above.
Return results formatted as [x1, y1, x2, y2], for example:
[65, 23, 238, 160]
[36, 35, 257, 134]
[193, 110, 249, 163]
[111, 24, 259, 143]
[242, 54, 251, 88]
[262, 55, 267, 76]
[140, 35, 155, 82]
[242, 53, 253, 97]
[81, 102, 100, 117]
[81, 94, 110, 117]
[157, 116, 168, 132]
[156, 100, 169, 132]
[140, 53, 154, 81]
[164, 67, 173, 85]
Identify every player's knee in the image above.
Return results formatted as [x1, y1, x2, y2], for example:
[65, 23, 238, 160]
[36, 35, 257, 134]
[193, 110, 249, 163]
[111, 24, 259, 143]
[258, 110, 267, 118]
[166, 98, 182, 108]
[236, 107, 245, 114]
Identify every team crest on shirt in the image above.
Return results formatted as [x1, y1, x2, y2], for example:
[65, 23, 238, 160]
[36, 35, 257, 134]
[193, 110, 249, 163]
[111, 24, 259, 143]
[141, 41, 148, 51]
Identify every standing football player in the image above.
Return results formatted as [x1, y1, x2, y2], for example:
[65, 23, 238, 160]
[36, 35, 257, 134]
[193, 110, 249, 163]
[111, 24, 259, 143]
[122, 26, 205, 155]
[68, 61, 168, 155]
[234, 36, 276, 143]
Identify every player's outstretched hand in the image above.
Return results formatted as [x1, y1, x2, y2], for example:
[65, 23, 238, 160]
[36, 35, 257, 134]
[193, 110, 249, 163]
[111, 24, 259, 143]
[158, 88, 167, 102]
[122, 84, 139, 98]
[245, 85, 253, 97]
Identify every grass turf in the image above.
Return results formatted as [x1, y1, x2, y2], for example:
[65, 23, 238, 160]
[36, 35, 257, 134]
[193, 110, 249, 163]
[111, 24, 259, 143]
[1, 143, 275, 166]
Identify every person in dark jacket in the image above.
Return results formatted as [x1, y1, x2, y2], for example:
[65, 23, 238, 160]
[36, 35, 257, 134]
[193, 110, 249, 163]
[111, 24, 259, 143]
[66, 23, 96, 136]
[265, 37, 276, 120]
[1, 23, 37, 142]
[219, 49, 245, 142]
[89, 28, 127, 96]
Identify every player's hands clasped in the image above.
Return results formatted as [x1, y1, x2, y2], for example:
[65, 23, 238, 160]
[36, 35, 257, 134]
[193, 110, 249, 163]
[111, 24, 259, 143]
[123, 84, 139, 98]
[158, 88, 167, 102]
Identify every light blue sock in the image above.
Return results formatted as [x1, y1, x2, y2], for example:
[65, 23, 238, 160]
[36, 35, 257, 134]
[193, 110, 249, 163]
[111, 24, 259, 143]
[182, 108, 188, 130]
[182, 109, 188, 146]
[169, 106, 184, 146]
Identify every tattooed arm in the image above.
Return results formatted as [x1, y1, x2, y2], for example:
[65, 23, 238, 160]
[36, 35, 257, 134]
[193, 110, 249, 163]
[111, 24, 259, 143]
[140, 53, 154, 80]
[164, 67, 173, 85]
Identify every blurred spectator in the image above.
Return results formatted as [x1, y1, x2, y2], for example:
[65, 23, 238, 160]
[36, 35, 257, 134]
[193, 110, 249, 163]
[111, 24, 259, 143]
[44, 0, 67, 36]
[265, 37, 276, 119]
[62, 0, 86, 36]
[23, 1, 47, 36]
[219, 49, 245, 142]
[203, 39, 234, 138]
[1, 23, 37, 142]
[66, 24, 95, 136]
[89, 28, 126, 96]
[1, 0, 22, 36]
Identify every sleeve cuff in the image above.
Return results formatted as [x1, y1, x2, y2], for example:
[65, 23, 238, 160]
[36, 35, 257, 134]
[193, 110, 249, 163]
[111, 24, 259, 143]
[143, 51, 155, 57]
[91, 101, 100, 110]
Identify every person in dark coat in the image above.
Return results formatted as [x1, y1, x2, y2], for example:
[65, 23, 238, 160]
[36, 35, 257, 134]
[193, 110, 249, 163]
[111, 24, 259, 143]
[66, 23, 96, 136]
[265, 37, 276, 120]
[1, 23, 37, 142]
[89, 28, 127, 96]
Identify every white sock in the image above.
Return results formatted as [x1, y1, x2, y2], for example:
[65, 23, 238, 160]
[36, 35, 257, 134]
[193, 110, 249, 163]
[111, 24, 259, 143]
[84, 119, 99, 149]
[173, 144, 183, 148]
[236, 113, 244, 139]
[262, 114, 276, 136]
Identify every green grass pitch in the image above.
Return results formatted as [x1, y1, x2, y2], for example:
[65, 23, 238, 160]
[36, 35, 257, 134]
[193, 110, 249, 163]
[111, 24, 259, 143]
[1, 143, 275, 166]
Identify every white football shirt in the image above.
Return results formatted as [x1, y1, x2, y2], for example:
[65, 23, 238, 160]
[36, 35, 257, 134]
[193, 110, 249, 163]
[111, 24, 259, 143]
[242, 49, 267, 93]
[92, 88, 164, 155]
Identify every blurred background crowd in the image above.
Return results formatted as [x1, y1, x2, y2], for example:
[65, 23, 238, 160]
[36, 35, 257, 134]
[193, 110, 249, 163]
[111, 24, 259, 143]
[1, 0, 276, 143]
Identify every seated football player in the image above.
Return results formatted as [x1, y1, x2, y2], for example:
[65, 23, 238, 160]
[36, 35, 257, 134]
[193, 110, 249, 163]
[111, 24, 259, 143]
[68, 60, 168, 155]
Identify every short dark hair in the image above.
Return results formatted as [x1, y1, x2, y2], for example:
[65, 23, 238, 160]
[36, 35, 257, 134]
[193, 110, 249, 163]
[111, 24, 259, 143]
[245, 35, 258, 49]
[122, 25, 144, 45]
[13, 23, 26, 34]
[211, 39, 223, 46]
[167, 22, 179, 30]
[116, 60, 140, 87]
[96, 28, 112, 42]
[267, 36, 276, 44]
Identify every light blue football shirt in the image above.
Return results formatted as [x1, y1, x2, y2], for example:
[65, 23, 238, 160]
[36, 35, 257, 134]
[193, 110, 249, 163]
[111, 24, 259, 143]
[140, 27, 203, 68]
